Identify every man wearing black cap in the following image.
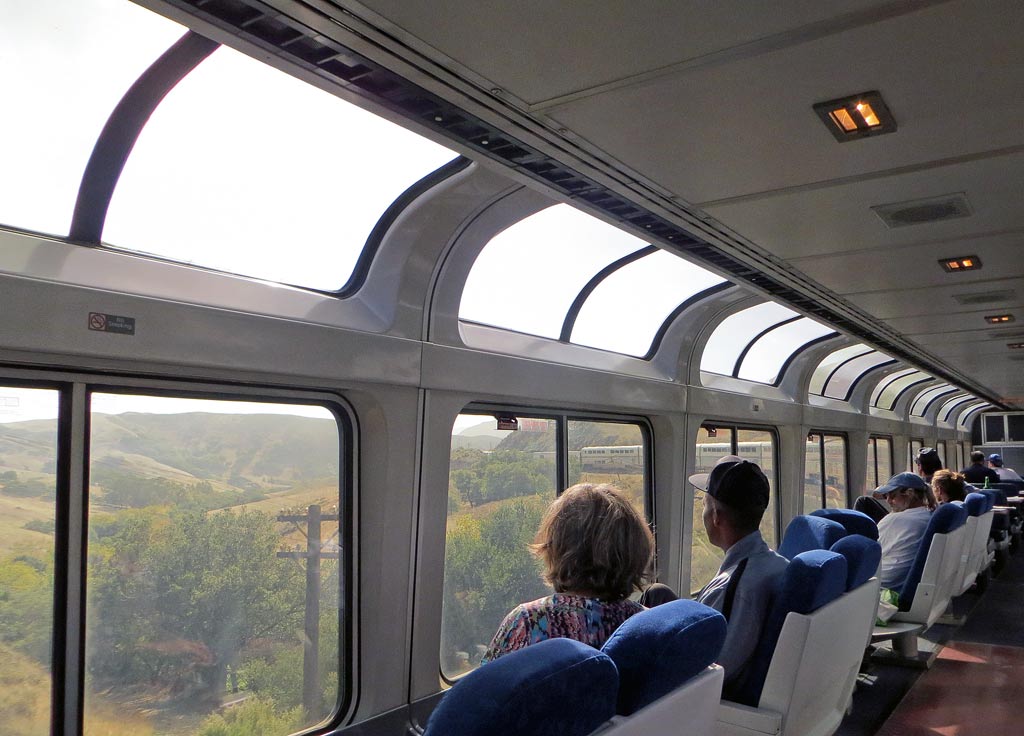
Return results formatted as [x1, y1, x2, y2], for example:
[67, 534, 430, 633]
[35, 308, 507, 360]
[961, 450, 999, 486]
[690, 455, 788, 696]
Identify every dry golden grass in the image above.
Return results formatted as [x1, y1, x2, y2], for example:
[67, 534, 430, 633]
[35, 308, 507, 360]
[0, 494, 54, 556]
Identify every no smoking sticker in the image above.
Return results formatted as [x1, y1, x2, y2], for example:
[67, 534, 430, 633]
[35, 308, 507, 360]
[88, 312, 135, 336]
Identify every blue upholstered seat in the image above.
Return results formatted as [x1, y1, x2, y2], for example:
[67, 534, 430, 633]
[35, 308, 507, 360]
[897, 501, 967, 611]
[964, 492, 987, 517]
[778, 515, 846, 559]
[729, 549, 848, 707]
[829, 534, 881, 590]
[601, 598, 726, 715]
[811, 507, 880, 540]
[423, 638, 619, 736]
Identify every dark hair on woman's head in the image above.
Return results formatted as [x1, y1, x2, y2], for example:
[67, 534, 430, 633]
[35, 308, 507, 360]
[531, 483, 654, 601]
[932, 469, 967, 503]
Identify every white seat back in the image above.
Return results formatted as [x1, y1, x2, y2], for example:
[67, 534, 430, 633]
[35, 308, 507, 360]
[894, 523, 967, 627]
[599, 666, 724, 736]
[716, 578, 880, 736]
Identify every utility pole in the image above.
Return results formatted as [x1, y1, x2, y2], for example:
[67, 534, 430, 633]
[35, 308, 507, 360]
[277, 504, 340, 719]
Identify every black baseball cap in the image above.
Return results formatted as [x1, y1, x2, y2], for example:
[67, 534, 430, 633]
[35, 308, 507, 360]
[689, 455, 770, 512]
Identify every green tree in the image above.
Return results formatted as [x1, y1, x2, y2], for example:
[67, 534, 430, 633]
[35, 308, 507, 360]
[89, 509, 305, 705]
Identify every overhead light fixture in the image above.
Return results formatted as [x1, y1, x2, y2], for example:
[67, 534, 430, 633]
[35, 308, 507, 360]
[1009, 343, 1024, 349]
[986, 315, 1015, 324]
[939, 256, 982, 273]
[814, 91, 897, 142]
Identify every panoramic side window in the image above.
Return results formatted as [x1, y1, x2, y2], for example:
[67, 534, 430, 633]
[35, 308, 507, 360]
[103, 41, 456, 291]
[83, 393, 345, 736]
[0, 0, 185, 238]
[909, 438, 924, 471]
[441, 414, 557, 678]
[690, 425, 777, 593]
[567, 420, 647, 515]
[866, 436, 893, 490]
[803, 433, 848, 511]
[936, 440, 947, 466]
[0, 385, 60, 736]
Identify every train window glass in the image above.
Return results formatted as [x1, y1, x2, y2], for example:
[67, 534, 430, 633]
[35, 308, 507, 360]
[911, 384, 954, 417]
[83, 393, 344, 736]
[442, 414, 557, 678]
[910, 439, 924, 471]
[984, 415, 1006, 443]
[876, 437, 893, 485]
[809, 345, 870, 396]
[460, 204, 647, 339]
[940, 395, 974, 424]
[691, 426, 734, 593]
[875, 371, 929, 411]
[103, 45, 456, 292]
[865, 436, 877, 491]
[870, 368, 916, 408]
[701, 303, 796, 377]
[0, 0, 185, 237]
[570, 250, 725, 356]
[567, 420, 647, 515]
[936, 440, 947, 466]
[737, 429, 778, 546]
[821, 351, 893, 400]
[737, 317, 834, 384]
[0, 386, 59, 735]
[803, 433, 848, 510]
[956, 441, 965, 471]
[701, 303, 795, 377]
[1008, 415, 1024, 442]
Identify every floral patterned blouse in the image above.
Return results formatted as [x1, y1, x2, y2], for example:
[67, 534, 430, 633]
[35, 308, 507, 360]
[480, 593, 644, 663]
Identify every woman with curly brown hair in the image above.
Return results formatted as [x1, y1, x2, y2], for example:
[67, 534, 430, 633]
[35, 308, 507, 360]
[480, 483, 654, 663]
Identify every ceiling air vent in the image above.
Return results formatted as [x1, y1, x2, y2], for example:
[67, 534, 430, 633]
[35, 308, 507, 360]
[951, 289, 1015, 306]
[872, 193, 972, 228]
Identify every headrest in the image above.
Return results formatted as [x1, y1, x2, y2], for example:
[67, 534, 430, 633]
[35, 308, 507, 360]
[810, 508, 879, 540]
[602, 599, 726, 715]
[779, 515, 846, 559]
[423, 638, 618, 736]
[964, 492, 988, 516]
[930, 500, 968, 533]
[830, 535, 882, 590]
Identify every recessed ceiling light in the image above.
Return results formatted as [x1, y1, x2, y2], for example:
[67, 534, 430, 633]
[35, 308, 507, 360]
[986, 314, 1015, 324]
[1008, 343, 1024, 349]
[814, 91, 897, 142]
[939, 256, 982, 273]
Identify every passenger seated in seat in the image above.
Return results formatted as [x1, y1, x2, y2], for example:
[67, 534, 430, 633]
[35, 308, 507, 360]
[932, 469, 967, 504]
[874, 473, 933, 591]
[690, 456, 788, 696]
[480, 483, 653, 663]
[961, 450, 1000, 486]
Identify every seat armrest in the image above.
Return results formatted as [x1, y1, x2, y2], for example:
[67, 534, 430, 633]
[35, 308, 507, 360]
[717, 700, 783, 736]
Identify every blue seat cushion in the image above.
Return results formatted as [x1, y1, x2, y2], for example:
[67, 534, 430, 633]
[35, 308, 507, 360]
[830, 535, 881, 590]
[811, 508, 880, 540]
[779, 515, 847, 559]
[423, 638, 619, 736]
[964, 492, 987, 516]
[601, 599, 726, 715]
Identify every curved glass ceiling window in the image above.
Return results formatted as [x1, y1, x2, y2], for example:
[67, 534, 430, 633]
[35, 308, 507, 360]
[104, 45, 457, 291]
[870, 368, 916, 407]
[0, 0, 185, 237]
[809, 345, 871, 396]
[736, 317, 835, 384]
[874, 370, 930, 411]
[701, 302, 797, 378]
[820, 350, 894, 401]
[910, 384, 956, 417]
[959, 403, 990, 429]
[940, 395, 976, 424]
[571, 250, 725, 356]
[461, 204, 650, 339]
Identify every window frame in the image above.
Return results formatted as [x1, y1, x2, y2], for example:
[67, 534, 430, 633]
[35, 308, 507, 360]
[804, 431, 850, 511]
[0, 367, 357, 735]
[867, 434, 893, 491]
